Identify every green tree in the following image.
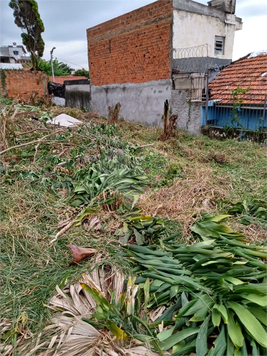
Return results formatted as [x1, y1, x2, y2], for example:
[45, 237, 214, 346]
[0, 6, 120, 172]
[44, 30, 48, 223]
[73, 68, 90, 79]
[9, 0, 45, 70]
[38, 58, 73, 76]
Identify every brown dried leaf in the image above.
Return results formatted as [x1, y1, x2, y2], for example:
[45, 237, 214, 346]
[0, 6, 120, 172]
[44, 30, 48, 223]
[66, 244, 97, 265]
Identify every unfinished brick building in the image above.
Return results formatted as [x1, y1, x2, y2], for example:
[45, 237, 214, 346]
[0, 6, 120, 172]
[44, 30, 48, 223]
[87, 0, 242, 132]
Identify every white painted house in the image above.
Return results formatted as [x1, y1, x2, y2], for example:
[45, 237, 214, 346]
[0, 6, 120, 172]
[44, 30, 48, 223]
[0, 43, 30, 64]
[172, 0, 242, 76]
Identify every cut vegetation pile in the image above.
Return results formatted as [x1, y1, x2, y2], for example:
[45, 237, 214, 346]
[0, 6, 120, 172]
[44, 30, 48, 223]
[0, 99, 266, 355]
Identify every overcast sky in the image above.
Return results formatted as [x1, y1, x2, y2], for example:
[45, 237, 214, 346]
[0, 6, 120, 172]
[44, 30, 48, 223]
[0, 0, 267, 70]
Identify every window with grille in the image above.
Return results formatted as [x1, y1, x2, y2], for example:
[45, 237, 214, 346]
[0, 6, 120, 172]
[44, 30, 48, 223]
[214, 36, 225, 55]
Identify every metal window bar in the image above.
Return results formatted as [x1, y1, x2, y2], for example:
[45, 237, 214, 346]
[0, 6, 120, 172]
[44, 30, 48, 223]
[214, 36, 225, 55]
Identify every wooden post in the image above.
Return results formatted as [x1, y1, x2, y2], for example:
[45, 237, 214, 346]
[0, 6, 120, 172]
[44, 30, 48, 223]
[163, 99, 169, 135]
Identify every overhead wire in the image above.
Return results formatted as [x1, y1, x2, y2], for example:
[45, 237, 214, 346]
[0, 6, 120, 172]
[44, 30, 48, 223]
[56, 56, 88, 70]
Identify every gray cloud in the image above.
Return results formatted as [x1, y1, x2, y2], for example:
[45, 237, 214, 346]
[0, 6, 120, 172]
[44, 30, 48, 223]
[0, 0, 266, 69]
[0, 0, 154, 68]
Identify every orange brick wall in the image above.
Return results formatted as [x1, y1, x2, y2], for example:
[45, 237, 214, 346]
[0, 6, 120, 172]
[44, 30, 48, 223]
[0, 70, 48, 100]
[87, 0, 173, 86]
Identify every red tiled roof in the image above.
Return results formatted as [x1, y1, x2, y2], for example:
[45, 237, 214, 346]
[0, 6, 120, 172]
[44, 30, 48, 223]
[209, 53, 267, 104]
[49, 75, 88, 85]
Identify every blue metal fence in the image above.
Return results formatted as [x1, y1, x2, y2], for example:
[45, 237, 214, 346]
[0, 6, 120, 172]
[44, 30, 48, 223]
[201, 101, 267, 131]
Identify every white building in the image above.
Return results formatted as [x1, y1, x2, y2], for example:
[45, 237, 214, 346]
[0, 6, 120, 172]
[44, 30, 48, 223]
[0, 43, 30, 63]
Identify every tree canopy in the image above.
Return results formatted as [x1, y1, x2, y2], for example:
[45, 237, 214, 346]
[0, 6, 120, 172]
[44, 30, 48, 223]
[9, 0, 45, 70]
[73, 68, 90, 79]
[38, 58, 73, 76]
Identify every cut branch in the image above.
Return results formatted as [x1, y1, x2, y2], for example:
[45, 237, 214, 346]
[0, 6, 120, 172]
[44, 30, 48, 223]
[0, 129, 63, 155]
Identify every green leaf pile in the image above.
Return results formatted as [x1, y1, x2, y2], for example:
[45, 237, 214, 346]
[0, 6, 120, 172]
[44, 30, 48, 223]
[124, 215, 267, 355]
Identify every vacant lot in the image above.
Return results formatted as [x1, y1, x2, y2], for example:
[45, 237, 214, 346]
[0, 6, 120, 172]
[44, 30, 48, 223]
[1, 100, 266, 355]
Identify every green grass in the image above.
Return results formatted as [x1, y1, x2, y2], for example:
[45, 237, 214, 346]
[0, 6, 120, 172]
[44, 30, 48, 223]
[0, 183, 80, 331]
[0, 181, 135, 335]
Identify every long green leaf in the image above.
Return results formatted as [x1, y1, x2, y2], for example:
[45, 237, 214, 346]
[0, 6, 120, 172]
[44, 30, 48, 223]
[227, 301, 267, 348]
[191, 217, 234, 239]
[235, 247, 267, 259]
[134, 228, 144, 245]
[143, 278, 150, 308]
[160, 327, 199, 351]
[196, 316, 210, 356]
[144, 271, 208, 291]
[157, 325, 176, 342]
[172, 339, 196, 356]
[224, 276, 244, 285]
[248, 306, 267, 326]
[233, 283, 267, 295]
[213, 303, 228, 324]
[106, 319, 128, 340]
[172, 340, 186, 354]
[241, 293, 267, 307]
[212, 307, 221, 327]
[207, 324, 227, 356]
[250, 340, 260, 356]
[178, 299, 197, 317]
[183, 294, 214, 317]
[240, 340, 248, 356]
[227, 310, 244, 349]
[226, 335, 235, 356]
[80, 283, 110, 312]
[155, 299, 182, 322]
[190, 303, 211, 322]
[126, 245, 169, 257]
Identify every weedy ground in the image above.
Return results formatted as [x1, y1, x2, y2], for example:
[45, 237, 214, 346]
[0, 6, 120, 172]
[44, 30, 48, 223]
[0, 99, 266, 352]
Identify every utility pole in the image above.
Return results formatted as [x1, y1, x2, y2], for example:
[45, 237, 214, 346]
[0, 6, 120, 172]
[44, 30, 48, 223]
[50, 47, 56, 82]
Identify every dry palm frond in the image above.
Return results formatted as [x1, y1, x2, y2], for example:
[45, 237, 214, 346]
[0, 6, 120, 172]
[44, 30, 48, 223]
[1, 266, 162, 356]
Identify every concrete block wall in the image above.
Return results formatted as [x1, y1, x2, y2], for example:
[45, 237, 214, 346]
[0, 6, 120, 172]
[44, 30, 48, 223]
[65, 79, 91, 109]
[91, 79, 172, 126]
[87, 0, 173, 86]
[171, 89, 203, 134]
[0, 70, 48, 100]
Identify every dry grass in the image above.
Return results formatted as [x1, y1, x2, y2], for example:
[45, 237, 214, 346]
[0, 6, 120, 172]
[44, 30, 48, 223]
[138, 165, 233, 236]
[229, 219, 267, 242]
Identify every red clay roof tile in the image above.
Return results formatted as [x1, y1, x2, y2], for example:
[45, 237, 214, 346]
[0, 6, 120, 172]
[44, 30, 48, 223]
[209, 53, 267, 104]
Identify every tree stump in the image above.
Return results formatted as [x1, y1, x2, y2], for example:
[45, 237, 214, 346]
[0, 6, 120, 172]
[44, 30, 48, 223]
[108, 102, 121, 124]
[159, 99, 178, 141]
[29, 91, 38, 106]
